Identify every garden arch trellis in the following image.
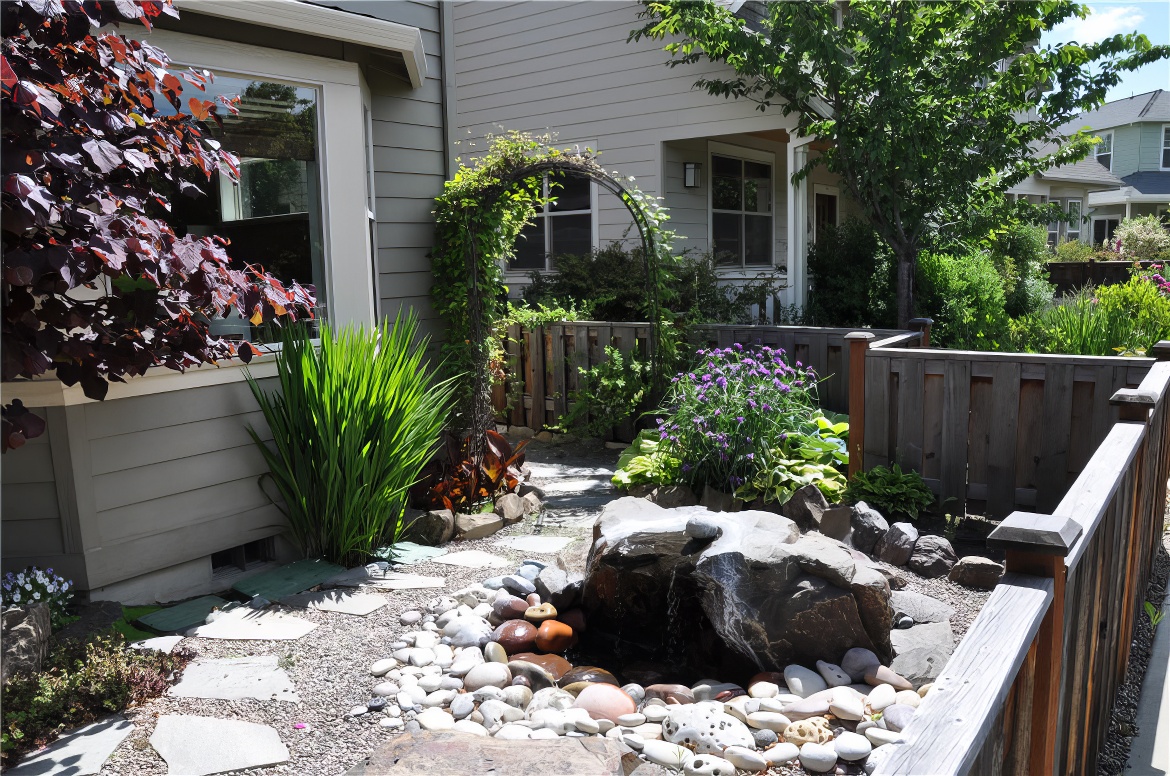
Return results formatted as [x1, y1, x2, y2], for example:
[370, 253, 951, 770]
[439, 148, 670, 452]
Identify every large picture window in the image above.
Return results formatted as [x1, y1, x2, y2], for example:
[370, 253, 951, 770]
[510, 173, 595, 271]
[711, 153, 773, 267]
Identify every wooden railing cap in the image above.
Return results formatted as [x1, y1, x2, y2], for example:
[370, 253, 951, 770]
[844, 331, 876, 341]
[1109, 387, 1157, 408]
[987, 511, 1082, 556]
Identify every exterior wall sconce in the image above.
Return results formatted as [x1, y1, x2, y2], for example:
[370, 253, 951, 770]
[684, 162, 701, 188]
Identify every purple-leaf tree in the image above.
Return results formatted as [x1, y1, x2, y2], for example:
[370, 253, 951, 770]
[1, 0, 315, 452]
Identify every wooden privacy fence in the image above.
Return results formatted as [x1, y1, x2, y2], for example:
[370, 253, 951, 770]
[872, 354, 1170, 776]
[848, 337, 1156, 517]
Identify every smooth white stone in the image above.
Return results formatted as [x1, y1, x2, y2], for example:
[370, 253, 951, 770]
[417, 675, 442, 693]
[379, 717, 403, 729]
[530, 709, 569, 735]
[621, 733, 645, 751]
[494, 723, 531, 740]
[755, 697, 787, 713]
[347, 705, 368, 717]
[416, 708, 455, 731]
[745, 711, 791, 733]
[407, 648, 434, 667]
[783, 665, 828, 698]
[396, 692, 417, 712]
[749, 681, 780, 699]
[433, 644, 454, 668]
[866, 727, 904, 747]
[895, 690, 922, 708]
[572, 716, 600, 734]
[452, 719, 489, 736]
[450, 693, 475, 719]
[723, 745, 768, 772]
[835, 731, 873, 761]
[774, 693, 803, 705]
[798, 742, 838, 773]
[424, 689, 456, 708]
[684, 754, 737, 776]
[398, 673, 418, 688]
[763, 742, 800, 764]
[439, 676, 463, 691]
[529, 728, 560, 739]
[373, 682, 398, 697]
[867, 683, 897, 712]
[370, 659, 396, 677]
[414, 631, 439, 649]
[643, 706, 669, 723]
[400, 610, 423, 626]
[616, 712, 646, 727]
[640, 740, 693, 768]
[596, 719, 615, 734]
[829, 688, 866, 721]
[816, 660, 852, 687]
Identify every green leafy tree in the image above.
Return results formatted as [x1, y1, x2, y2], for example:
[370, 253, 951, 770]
[633, 1, 1168, 325]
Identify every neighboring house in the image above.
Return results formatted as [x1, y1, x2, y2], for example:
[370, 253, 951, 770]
[1, 1, 456, 603]
[1014, 90, 1170, 247]
[451, 1, 861, 318]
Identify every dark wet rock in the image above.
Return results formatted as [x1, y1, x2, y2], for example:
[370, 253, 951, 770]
[907, 535, 958, 578]
[848, 502, 888, 554]
[780, 484, 828, 533]
[875, 523, 919, 566]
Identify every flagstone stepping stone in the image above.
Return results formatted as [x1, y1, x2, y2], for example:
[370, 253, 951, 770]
[343, 730, 626, 776]
[188, 608, 316, 641]
[431, 550, 510, 569]
[324, 567, 446, 590]
[8, 715, 132, 776]
[150, 715, 289, 776]
[137, 595, 227, 633]
[131, 635, 185, 653]
[493, 536, 575, 554]
[278, 590, 386, 616]
[232, 558, 346, 601]
[373, 542, 449, 565]
[169, 656, 298, 702]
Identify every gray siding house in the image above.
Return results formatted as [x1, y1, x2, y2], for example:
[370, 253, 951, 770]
[452, 1, 862, 318]
[1, 0, 456, 603]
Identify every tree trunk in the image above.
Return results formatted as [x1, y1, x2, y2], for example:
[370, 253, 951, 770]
[895, 244, 916, 328]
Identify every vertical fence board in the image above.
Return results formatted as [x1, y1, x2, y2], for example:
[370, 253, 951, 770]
[922, 372, 944, 483]
[527, 326, 546, 430]
[896, 357, 925, 472]
[987, 362, 1022, 517]
[550, 324, 567, 421]
[1036, 364, 1074, 512]
[1015, 379, 1044, 495]
[941, 359, 972, 511]
[967, 376, 994, 507]
[864, 354, 892, 470]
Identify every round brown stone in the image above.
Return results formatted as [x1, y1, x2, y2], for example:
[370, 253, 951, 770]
[644, 683, 695, 704]
[492, 620, 538, 654]
[561, 666, 619, 687]
[509, 652, 572, 680]
[560, 681, 595, 697]
[535, 620, 574, 653]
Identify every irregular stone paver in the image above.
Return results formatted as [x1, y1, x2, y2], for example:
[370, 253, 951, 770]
[324, 567, 446, 590]
[188, 608, 317, 641]
[344, 730, 626, 775]
[131, 635, 185, 653]
[372, 542, 448, 565]
[8, 715, 132, 776]
[150, 715, 289, 776]
[232, 558, 346, 601]
[169, 656, 298, 702]
[137, 595, 227, 633]
[430, 550, 510, 569]
[526, 463, 614, 479]
[493, 536, 576, 554]
[279, 590, 386, 616]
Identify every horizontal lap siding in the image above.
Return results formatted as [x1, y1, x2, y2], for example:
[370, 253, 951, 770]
[2, 412, 63, 561]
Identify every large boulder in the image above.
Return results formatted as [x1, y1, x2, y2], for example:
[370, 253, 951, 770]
[948, 556, 1003, 589]
[875, 523, 919, 566]
[849, 502, 889, 554]
[780, 484, 829, 533]
[405, 509, 455, 546]
[908, 535, 958, 578]
[582, 498, 893, 676]
[1, 604, 50, 683]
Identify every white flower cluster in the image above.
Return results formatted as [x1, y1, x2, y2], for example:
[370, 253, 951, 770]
[3, 566, 73, 625]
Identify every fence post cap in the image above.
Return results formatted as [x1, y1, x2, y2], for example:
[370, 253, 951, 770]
[987, 511, 1081, 556]
[907, 317, 934, 326]
[844, 331, 876, 341]
[1110, 387, 1157, 408]
[1151, 341, 1170, 361]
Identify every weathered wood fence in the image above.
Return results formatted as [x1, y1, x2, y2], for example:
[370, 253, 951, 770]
[872, 353, 1170, 776]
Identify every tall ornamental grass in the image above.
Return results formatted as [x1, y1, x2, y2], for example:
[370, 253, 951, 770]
[1027, 273, 1170, 356]
[247, 315, 453, 567]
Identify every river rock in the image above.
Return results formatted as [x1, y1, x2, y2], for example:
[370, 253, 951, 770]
[560, 666, 617, 686]
[835, 731, 872, 761]
[450, 693, 475, 720]
[494, 723, 532, 740]
[407, 509, 456, 546]
[535, 620, 574, 652]
[662, 702, 755, 754]
[444, 616, 494, 648]
[864, 665, 912, 691]
[799, 742, 838, 773]
[645, 683, 693, 704]
[400, 610, 423, 626]
[502, 575, 536, 597]
[452, 719, 489, 737]
[948, 556, 1004, 589]
[464, 662, 512, 692]
[849, 502, 889, 553]
[448, 647, 484, 677]
[494, 493, 526, 524]
[574, 684, 636, 722]
[867, 683, 896, 712]
[882, 703, 916, 733]
[890, 620, 954, 685]
[783, 716, 833, 746]
[875, 523, 918, 566]
[745, 711, 791, 733]
[685, 754, 737, 776]
[784, 665, 828, 697]
[724, 746, 769, 772]
[780, 483, 829, 533]
[371, 658, 396, 677]
[908, 535, 958, 578]
[764, 742, 800, 764]
[641, 739, 695, 768]
[457, 513, 504, 540]
[534, 566, 582, 611]
[829, 688, 865, 721]
[866, 727, 904, 746]
[507, 660, 555, 691]
[816, 660, 852, 687]
[510, 652, 571, 680]
[840, 648, 882, 682]
[484, 641, 508, 664]
[416, 708, 455, 731]
[492, 620, 538, 654]
[492, 595, 529, 621]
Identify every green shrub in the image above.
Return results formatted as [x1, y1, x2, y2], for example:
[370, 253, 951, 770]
[2, 634, 191, 763]
[915, 251, 1010, 349]
[670, 252, 787, 325]
[1054, 239, 1094, 262]
[248, 315, 454, 566]
[987, 223, 1054, 318]
[1116, 215, 1170, 260]
[844, 464, 936, 520]
[561, 346, 652, 438]
[805, 218, 897, 328]
[1019, 274, 1170, 355]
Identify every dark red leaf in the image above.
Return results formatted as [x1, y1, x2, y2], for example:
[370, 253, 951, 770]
[0, 56, 16, 92]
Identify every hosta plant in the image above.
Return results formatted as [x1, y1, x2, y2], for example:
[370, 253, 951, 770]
[247, 315, 452, 567]
[1, 0, 314, 452]
[1, 567, 73, 630]
[735, 412, 849, 505]
[844, 464, 936, 521]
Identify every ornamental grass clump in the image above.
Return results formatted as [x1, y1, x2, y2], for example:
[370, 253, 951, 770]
[656, 344, 820, 492]
[247, 314, 454, 567]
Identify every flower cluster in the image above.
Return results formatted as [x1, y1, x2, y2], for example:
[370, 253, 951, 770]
[654, 344, 819, 493]
[2, 566, 73, 630]
[1139, 263, 1170, 297]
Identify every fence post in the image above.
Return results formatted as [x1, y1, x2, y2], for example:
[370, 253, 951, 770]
[1110, 387, 1157, 423]
[908, 317, 933, 347]
[1151, 340, 1170, 361]
[988, 511, 1082, 776]
[844, 332, 875, 478]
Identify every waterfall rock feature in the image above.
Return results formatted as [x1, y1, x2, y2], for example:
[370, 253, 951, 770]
[582, 498, 893, 674]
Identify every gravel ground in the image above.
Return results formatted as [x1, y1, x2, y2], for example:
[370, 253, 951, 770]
[98, 437, 619, 776]
[1099, 521, 1170, 776]
[879, 560, 992, 644]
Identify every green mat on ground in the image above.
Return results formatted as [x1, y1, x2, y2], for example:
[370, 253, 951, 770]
[372, 542, 448, 565]
[113, 605, 160, 642]
[137, 596, 227, 633]
[231, 558, 346, 601]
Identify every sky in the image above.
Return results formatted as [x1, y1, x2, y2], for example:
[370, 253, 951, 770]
[1043, 1, 1170, 101]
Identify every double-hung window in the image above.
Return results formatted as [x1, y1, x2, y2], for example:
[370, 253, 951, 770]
[1046, 198, 1061, 245]
[1162, 125, 1170, 170]
[711, 153, 773, 267]
[1096, 131, 1113, 171]
[1066, 199, 1082, 242]
[510, 172, 596, 271]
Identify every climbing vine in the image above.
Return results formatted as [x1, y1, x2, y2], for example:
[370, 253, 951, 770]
[432, 131, 676, 445]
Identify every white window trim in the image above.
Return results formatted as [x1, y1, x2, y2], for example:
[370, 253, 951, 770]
[707, 141, 778, 272]
[1096, 130, 1113, 171]
[1161, 124, 1170, 171]
[133, 28, 376, 330]
[812, 183, 840, 243]
[504, 140, 599, 279]
[177, 0, 427, 88]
